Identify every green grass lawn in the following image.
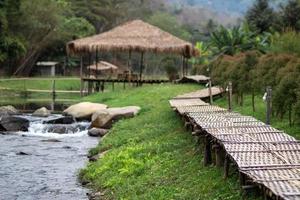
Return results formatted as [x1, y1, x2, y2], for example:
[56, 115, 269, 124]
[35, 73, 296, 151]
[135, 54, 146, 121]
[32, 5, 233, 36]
[214, 94, 300, 140]
[80, 84, 260, 200]
[0, 78, 82, 106]
[0, 78, 81, 91]
[0, 77, 128, 106]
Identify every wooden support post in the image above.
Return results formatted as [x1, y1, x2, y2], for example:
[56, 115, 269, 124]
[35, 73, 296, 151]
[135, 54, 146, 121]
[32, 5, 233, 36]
[128, 51, 132, 87]
[23, 79, 27, 98]
[80, 56, 83, 97]
[266, 86, 272, 125]
[139, 52, 144, 86]
[239, 172, 246, 187]
[223, 154, 230, 179]
[88, 53, 91, 78]
[101, 81, 104, 93]
[184, 121, 192, 131]
[112, 81, 115, 91]
[64, 55, 68, 76]
[209, 79, 213, 105]
[181, 56, 184, 78]
[88, 81, 93, 94]
[204, 135, 212, 166]
[95, 81, 100, 92]
[228, 81, 233, 112]
[184, 57, 188, 76]
[215, 145, 225, 167]
[52, 79, 56, 101]
[96, 49, 99, 79]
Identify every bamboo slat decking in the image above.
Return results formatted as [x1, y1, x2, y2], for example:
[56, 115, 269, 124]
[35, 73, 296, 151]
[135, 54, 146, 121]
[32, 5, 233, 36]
[173, 86, 223, 99]
[176, 75, 211, 84]
[170, 88, 300, 200]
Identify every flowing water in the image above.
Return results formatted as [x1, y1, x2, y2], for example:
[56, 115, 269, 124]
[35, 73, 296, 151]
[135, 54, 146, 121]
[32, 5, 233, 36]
[0, 115, 99, 200]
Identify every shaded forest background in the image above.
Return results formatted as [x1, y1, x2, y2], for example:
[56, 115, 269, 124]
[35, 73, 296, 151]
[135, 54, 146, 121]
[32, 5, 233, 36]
[0, 0, 252, 77]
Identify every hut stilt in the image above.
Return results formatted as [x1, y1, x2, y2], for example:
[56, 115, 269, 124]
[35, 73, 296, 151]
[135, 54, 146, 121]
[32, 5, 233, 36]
[139, 52, 144, 85]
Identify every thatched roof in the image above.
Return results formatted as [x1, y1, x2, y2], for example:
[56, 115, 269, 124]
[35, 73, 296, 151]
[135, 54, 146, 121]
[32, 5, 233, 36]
[67, 20, 197, 58]
[87, 61, 118, 71]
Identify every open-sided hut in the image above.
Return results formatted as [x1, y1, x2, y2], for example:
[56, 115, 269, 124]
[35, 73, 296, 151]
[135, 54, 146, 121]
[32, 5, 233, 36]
[66, 20, 197, 94]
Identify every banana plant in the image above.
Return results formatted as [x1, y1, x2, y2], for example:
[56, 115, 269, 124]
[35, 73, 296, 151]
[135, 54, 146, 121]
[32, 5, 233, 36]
[189, 41, 212, 65]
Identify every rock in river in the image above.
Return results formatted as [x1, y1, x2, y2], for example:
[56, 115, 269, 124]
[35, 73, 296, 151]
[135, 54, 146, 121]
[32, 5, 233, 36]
[0, 116, 29, 132]
[91, 106, 141, 129]
[46, 125, 78, 134]
[32, 107, 51, 117]
[43, 116, 75, 125]
[63, 102, 108, 120]
[88, 128, 108, 137]
[0, 105, 19, 116]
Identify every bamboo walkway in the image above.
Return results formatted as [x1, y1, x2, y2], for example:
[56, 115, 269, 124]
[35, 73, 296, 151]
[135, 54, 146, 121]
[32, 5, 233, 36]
[170, 88, 300, 200]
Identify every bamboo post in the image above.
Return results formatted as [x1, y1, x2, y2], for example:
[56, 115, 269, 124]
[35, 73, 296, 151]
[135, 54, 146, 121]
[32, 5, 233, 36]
[52, 79, 56, 101]
[215, 145, 225, 167]
[204, 135, 212, 166]
[228, 81, 233, 112]
[80, 56, 83, 97]
[64, 56, 68, 76]
[266, 86, 272, 125]
[139, 52, 144, 86]
[101, 81, 104, 93]
[23, 79, 27, 98]
[184, 58, 188, 76]
[181, 56, 184, 78]
[209, 79, 213, 105]
[96, 49, 99, 79]
[239, 172, 246, 188]
[223, 154, 230, 179]
[128, 50, 132, 87]
[88, 53, 91, 78]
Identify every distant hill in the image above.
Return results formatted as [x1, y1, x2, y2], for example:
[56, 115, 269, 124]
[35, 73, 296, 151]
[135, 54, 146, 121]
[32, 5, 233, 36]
[167, 0, 284, 17]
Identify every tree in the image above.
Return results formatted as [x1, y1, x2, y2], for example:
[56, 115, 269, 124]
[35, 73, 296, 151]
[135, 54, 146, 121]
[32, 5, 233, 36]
[147, 12, 191, 40]
[246, 0, 277, 33]
[280, 0, 300, 31]
[12, 0, 95, 76]
[0, 0, 25, 74]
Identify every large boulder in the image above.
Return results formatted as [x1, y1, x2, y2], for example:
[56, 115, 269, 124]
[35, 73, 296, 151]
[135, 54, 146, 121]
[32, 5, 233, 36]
[32, 107, 51, 117]
[88, 128, 109, 137]
[91, 106, 141, 129]
[0, 105, 19, 116]
[0, 116, 29, 132]
[63, 102, 108, 120]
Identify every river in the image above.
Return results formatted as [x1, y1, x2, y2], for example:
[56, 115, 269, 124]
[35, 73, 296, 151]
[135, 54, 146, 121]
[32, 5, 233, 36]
[0, 115, 99, 200]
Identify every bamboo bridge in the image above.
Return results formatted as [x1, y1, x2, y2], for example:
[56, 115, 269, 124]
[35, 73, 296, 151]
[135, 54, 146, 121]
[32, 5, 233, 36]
[170, 87, 300, 200]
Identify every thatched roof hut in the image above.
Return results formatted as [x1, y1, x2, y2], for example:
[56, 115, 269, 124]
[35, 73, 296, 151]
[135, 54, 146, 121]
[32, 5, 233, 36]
[87, 61, 118, 71]
[67, 20, 197, 58]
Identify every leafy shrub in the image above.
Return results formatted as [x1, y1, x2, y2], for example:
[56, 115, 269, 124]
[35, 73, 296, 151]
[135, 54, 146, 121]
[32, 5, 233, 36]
[270, 31, 300, 56]
[161, 57, 179, 81]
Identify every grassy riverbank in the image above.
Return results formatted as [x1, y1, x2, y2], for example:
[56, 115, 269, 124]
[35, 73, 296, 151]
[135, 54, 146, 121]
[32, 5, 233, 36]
[215, 95, 300, 140]
[79, 84, 259, 200]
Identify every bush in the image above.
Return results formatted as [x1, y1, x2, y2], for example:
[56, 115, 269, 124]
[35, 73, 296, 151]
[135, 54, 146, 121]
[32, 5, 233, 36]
[270, 31, 300, 56]
[161, 57, 179, 81]
[209, 51, 300, 125]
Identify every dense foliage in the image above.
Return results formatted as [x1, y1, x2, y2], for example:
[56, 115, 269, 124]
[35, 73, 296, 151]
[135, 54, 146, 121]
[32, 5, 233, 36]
[0, 0, 96, 76]
[0, 0, 234, 77]
[194, 51, 300, 126]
